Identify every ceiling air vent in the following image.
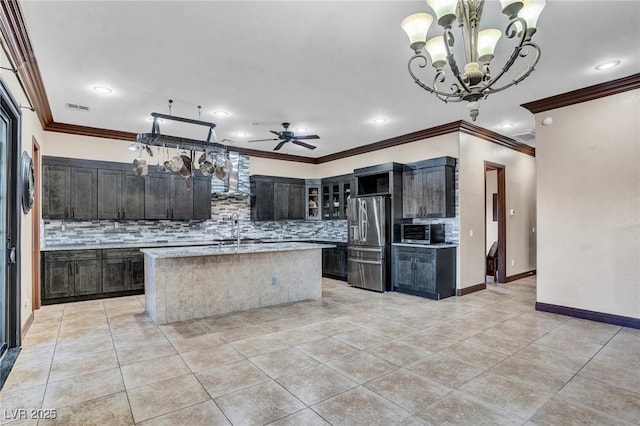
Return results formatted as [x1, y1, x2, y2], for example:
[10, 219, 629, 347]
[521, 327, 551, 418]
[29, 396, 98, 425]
[65, 102, 90, 112]
[511, 130, 535, 143]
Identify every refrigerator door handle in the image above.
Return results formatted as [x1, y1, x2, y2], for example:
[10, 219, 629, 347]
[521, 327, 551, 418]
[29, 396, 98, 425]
[348, 247, 382, 253]
[348, 258, 382, 265]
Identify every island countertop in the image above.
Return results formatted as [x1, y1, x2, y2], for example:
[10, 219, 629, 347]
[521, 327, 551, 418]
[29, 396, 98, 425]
[140, 242, 335, 259]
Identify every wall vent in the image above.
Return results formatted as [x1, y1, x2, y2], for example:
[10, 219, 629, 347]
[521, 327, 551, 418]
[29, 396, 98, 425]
[511, 130, 535, 143]
[65, 102, 90, 112]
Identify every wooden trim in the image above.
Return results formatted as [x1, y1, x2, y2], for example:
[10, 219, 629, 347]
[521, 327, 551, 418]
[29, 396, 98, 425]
[536, 302, 640, 330]
[0, 0, 53, 129]
[485, 161, 506, 283]
[521, 73, 640, 114]
[44, 122, 137, 141]
[232, 146, 318, 164]
[505, 269, 536, 282]
[20, 310, 33, 337]
[456, 282, 486, 296]
[459, 121, 535, 157]
[31, 137, 40, 310]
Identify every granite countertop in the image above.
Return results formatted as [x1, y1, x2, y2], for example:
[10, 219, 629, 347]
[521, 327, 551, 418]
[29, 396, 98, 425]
[42, 237, 347, 252]
[392, 242, 458, 248]
[141, 242, 336, 259]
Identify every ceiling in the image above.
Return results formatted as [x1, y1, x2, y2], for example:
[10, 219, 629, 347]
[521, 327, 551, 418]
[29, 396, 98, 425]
[19, 1, 640, 158]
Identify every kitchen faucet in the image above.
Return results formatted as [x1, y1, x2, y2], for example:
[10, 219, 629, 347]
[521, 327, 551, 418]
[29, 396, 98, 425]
[231, 212, 240, 252]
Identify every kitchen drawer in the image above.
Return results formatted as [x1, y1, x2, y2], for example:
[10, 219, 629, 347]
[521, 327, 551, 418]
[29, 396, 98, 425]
[45, 250, 101, 262]
[101, 248, 143, 258]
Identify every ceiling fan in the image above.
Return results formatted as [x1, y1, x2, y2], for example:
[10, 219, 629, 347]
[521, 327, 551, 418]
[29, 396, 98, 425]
[248, 122, 319, 151]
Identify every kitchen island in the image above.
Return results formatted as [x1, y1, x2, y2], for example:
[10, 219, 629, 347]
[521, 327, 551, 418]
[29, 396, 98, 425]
[141, 242, 333, 324]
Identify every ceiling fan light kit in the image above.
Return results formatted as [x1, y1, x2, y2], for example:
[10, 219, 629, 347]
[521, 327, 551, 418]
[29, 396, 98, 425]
[401, 0, 545, 121]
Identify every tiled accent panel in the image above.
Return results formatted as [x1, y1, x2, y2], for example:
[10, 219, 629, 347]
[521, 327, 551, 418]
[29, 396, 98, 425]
[411, 162, 460, 243]
[144, 249, 323, 324]
[210, 152, 250, 195]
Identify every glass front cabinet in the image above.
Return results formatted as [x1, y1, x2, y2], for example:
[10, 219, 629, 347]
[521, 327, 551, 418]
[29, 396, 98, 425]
[305, 179, 322, 220]
[321, 174, 353, 220]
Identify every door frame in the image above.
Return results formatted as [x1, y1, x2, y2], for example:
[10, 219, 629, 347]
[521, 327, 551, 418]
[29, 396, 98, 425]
[31, 137, 40, 310]
[0, 75, 22, 351]
[485, 161, 506, 283]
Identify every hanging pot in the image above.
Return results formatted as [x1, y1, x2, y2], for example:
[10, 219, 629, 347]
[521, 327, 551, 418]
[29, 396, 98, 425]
[132, 157, 148, 176]
[214, 154, 232, 180]
[177, 154, 192, 178]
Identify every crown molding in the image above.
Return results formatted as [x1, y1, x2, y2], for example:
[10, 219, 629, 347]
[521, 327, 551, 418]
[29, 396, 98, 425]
[1, 0, 533, 163]
[0, 0, 52, 128]
[521, 73, 640, 114]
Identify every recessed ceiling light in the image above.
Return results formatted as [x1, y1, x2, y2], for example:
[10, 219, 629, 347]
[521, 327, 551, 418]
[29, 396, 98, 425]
[295, 127, 308, 132]
[233, 131, 249, 138]
[595, 60, 621, 71]
[92, 86, 112, 94]
[372, 117, 388, 124]
[213, 111, 230, 117]
[499, 122, 515, 128]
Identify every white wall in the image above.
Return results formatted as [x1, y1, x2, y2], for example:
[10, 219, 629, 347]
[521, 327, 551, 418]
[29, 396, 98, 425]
[536, 90, 640, 319]
[458, 133, 536, 290]
[485, 169, 498, 253]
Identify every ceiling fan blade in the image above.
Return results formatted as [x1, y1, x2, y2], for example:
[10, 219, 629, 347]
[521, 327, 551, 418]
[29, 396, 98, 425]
[269, 130, 281, 136]
[248, 138, 279, 142]
[293, 134, 320, 140]
[273, 141, 287, 151]
[292, 140, 317, 150]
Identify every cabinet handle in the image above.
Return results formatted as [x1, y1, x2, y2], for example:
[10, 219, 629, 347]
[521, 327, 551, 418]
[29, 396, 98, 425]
[75, 262, 79, 274]
[68, 262, 72, 275]
[65, 207, 69, 218]
[129, 260, 133, 271]
[166, 208, 170, 219]
[71, 207, 75, 218]
[122, 209, 126, 219]
[117, 208, 120, 219]
[171, 208, 174, 219]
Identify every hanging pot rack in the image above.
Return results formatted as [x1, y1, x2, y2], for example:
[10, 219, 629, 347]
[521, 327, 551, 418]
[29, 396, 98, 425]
[136, 112, 227, 153]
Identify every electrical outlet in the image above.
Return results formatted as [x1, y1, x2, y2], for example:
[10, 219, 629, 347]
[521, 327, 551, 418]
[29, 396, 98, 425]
[271, 276, 277, 287]
[24, 298, 31, 308]
[469, 229, 473, 237]
[114, 222, 119, 229]
[511, 259, 515, 266]
[532, 226, 535, 233]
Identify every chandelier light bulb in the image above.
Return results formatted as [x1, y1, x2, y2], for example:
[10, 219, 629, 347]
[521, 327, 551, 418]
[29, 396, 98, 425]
[401, 13, 433, 52]
[519, 0, 546, 31]
[477, 29, 502, 63]
[426, 0, 458, 27]
[425, 36, 447, 68]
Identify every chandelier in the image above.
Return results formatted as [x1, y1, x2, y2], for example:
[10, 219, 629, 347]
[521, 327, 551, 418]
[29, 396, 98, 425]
[401, 0, 545, 121]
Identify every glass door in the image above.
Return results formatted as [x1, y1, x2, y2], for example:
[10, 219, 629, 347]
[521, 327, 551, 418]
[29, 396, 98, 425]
[0, 115, 6, 355]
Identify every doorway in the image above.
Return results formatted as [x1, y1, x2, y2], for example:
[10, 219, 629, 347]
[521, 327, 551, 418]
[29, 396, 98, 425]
[485, 162, 506, 283]
[0, 76, 22, 358]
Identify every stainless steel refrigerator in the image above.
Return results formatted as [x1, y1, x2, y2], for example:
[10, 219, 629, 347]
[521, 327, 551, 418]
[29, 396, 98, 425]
[347, 196, 391, 292]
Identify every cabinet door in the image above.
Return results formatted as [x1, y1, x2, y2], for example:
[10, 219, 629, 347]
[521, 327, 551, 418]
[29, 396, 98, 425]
[43, 261, 74, 298]
[102, 258, 127, 293]
[253, 181, 274, 221]
[394, 249, 415, 291]
[289, 184, 305, 220]
[273, 183, 290, 220]
[192, 176, 212, 220]
[97, 169, 122, 219]
[170, 176, 193, 220]
[145, 174, 171, 219]
[424, 168, 445, 217]
[413, 250, 436, 295]
[74, 259, 102, 295]
[336, 244, 348, 279]
[402, 169, 424, 218]
[122, 172, 145, 220]
[43, 165, 70, 219]
[70, 167, 98, 219]
[128, 255, 145, 290]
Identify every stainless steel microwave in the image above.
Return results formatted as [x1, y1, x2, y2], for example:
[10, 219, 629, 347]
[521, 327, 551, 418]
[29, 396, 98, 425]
[401, 224, 445, 244]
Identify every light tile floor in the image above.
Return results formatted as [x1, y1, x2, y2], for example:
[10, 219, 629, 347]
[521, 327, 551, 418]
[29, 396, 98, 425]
[1, 277, 639, 425]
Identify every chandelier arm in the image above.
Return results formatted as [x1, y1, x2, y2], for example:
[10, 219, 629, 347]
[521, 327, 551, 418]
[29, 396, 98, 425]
[443, 28, 473, 95]
[408, 54, 468, 100]
[483, 42, 542, 95]
[478, 17, 528, 93]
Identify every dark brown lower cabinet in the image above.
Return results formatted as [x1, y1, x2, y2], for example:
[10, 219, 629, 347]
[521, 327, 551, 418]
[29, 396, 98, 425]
[43, 248, 144, 305]
[392, 245, 456, 300]
[322, 242, 348, 281]
[43, 250, 101, 300]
